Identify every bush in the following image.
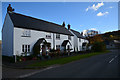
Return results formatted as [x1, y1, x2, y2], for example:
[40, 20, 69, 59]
[2, 56, 15, 63]
[33, 45, 40, 56]
[91, 42, 106, 52]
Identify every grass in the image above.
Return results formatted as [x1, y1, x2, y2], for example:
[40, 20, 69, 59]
[28, 50, 109, 68]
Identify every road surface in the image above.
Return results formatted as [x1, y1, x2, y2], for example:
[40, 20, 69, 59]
[27, 49, 120, 78]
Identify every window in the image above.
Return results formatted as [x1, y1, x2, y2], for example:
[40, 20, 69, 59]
[25, 45, 27, 52]
[28, 45, 30, 52]
[46, 32, 51, 39]
[80, 46, 81, 50]
[22, 29, 31, 37]
[79, 38, 81, 42]
[56, 45, 60, 49]
[56, 34, 60, 39]
[22, 45, 24, 52]
[22, 45, 30, 53]
[68, 35, 71, 40]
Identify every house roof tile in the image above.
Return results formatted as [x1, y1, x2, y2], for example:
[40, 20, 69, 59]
[70, 29, 85, 39]
[9, 12, 73, 36]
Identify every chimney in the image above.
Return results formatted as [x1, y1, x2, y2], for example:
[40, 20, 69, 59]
[67, 24, 70, 30]
[62, 22, 65, 27]
[7, 4, 14, 13]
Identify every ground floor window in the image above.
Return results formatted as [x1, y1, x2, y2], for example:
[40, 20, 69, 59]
[56, 45, 60, 50]
[22, 44, 30, 53]
[80, 46, 82, 50]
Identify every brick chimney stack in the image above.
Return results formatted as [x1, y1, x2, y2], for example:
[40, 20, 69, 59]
[68, 24, 70, 30]
[62, 22, 65, 27]
[7, 4, 14, 13]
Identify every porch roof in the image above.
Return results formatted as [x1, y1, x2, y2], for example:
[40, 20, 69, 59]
[62, 40, 71, 46]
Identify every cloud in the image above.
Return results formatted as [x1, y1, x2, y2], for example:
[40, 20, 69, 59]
[80, 25, 83, 27]
[97, 12, 109, 16]
[109, 6, 113, 9]
[89, 28, 97, 31]
[86, 2, 104, 11]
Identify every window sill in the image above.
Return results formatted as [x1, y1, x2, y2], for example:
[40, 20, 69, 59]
[56, 38, 60, 40]
[46, 38, 52, 39]
[21, 36, 31, 37]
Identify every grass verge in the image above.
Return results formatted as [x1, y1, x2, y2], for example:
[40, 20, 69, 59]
[28, 50, 109, 68]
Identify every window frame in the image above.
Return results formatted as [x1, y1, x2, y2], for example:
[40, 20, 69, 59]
[68, 35, 71, 40]
[79, 38, 81, 42]
[22, 44, 30, 53]
[21, 29, 31, 37]
[46, 32, 51, 39]
[56, 34, 60, 40]
[56, 45, 60, 50]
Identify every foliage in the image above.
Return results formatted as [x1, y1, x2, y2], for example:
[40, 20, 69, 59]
[91, 42, 106, 52]
[2, 56, 14, 63]
[49, 49, 60, 57]
[33, 45, 40, 56]
[17, 55, 33, 61]
[87, 34, 104, 44]
[102, 30, 120, 41]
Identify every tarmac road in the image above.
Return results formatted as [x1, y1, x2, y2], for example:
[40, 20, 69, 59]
[27, 49, 120, 78]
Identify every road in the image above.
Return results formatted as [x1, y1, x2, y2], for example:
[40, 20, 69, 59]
[27, 49, 120, 78]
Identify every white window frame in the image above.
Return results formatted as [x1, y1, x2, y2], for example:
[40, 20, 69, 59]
[22, 29, 31, 37]
[79, 38, 81, 42]
[56, 34, 60, 39]
[46, 32, 51, 39]
[56, 45, 60, 50]
[68, 35, 71, 40]
[22, 44, 30, 53]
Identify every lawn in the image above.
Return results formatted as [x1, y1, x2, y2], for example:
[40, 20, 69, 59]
[28, 51, 109, 68]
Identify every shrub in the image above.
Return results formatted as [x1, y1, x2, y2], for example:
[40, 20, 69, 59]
[33, 45, 40, 56]
[2, 56, 14, 63]
[91, 42, 106, 52]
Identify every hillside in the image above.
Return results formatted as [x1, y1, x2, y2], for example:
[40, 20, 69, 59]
[0, 40, 1, 44]
[101, 30, 120, 40]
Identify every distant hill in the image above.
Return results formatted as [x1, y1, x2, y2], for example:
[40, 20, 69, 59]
[87, 30, 120, 44]
[0, 40, 1, 45]
[102, 30, 120, 37]
[101, 30, 120, 40]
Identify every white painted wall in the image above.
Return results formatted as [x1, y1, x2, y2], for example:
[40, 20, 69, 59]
[81, 39, 89, 51]
[14, 27, 74, 56]
[2, 13, 14, 56]
[69, 30, 78, 51]
[55, 34, 74, 52]
[69, 30, 89, 52]
[78, 38, 82, 51]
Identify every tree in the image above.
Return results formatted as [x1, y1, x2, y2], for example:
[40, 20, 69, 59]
[91, 42, 106, 52]
[87, 34, 104, 44]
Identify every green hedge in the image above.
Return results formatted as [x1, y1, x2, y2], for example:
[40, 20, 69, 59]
[91, 42, 106, 52]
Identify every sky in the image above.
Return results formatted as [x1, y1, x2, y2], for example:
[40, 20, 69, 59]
[1, 2, 118, 40]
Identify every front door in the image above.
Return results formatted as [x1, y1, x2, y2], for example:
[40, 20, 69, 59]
[67, 45, 70, 52]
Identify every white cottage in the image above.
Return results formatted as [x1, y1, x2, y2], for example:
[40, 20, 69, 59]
[2, 12, 74, 56]
[68, 25, 89, 52]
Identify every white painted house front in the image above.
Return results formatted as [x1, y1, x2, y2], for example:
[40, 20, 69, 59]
[68, 27, 89, 52]
[2, 12, 74, 56]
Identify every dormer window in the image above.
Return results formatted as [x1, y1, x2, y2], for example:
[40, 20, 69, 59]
[22, 29, 31, 37]
[68, 35, 71, 40]
[46, 32, 51, 39]
[56, 34, 60, 39]
[79, 38, 81, 42]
